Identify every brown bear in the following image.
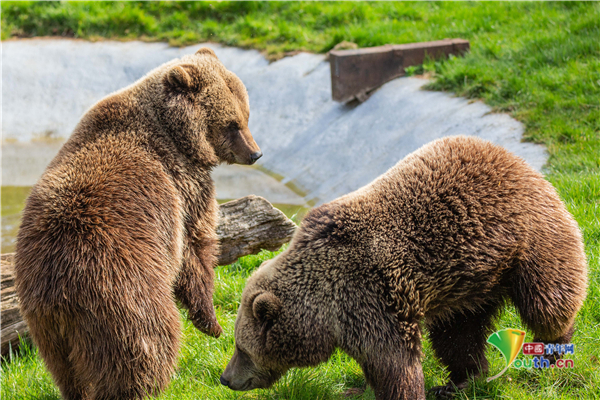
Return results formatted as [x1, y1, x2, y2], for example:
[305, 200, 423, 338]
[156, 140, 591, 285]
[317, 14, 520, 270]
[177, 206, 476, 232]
[221, 136, 588, 400]
[14, 47, 261, 400]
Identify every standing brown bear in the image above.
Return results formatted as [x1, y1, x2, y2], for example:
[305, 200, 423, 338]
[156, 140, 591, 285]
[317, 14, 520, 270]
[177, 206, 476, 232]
[221, 136, 587, 400]
[15, 47, 261, 400]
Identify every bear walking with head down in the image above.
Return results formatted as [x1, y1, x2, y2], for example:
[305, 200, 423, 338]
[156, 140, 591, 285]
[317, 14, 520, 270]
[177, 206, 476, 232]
[15, 48, 261, 400]
[221, 136, 588, 400]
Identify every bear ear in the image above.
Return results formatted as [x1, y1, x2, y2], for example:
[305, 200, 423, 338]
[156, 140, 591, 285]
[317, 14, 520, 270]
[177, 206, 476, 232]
[252, 292, 281, 324]
[196, 47, 218, 59]
[164, 64, 199, 91]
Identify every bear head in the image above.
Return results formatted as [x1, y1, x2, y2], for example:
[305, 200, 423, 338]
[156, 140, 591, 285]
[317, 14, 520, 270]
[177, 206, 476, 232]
[158, 47, 261, 166]
[221, 256, 336, 391]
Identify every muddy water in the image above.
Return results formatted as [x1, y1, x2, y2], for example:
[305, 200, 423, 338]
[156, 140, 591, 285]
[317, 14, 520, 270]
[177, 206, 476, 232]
[0, 187, 307, 254]
[1, 186, 31, 253]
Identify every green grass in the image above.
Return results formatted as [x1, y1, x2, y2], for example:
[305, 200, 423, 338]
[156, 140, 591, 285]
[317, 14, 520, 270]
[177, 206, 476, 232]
[1, 1, 599, 399]
[3, 240, 599, 400]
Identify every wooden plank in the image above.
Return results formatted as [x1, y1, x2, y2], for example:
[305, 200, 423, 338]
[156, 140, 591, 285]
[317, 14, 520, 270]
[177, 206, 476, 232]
[329, 44, 404, 103]
[329, 39, 470, 103]
[399, 39, 470, 68]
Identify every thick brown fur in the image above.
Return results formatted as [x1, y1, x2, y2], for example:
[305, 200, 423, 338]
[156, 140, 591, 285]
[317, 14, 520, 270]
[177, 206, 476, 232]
[221, 136, 588, 400]
[14, 47, 261, 400]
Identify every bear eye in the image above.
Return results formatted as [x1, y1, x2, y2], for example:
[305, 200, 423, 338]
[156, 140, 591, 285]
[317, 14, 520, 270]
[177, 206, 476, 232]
[227, 122, 240, 132]
[236, 344, 252, 358]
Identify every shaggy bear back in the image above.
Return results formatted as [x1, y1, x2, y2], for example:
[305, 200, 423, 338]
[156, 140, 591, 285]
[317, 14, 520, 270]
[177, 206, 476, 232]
[318, 135, 587, 323]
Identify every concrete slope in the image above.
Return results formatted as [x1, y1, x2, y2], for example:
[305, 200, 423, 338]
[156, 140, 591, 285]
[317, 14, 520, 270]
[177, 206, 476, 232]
[2, 39, 546, 205]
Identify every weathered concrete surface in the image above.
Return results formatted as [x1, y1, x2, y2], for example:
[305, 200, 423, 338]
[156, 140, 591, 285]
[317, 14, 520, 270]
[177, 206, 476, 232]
[2, 39, 547, 205]
[212, 165, 304, 205]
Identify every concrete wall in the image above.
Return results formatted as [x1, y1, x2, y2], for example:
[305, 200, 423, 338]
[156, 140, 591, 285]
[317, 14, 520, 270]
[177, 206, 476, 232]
[2, 39, 546, 205]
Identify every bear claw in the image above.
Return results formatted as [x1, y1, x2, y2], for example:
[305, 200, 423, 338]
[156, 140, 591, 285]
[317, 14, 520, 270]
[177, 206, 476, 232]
[428, 385, 458, 398]
[343, 387, 365, 397]
[192, 318, 222, 338]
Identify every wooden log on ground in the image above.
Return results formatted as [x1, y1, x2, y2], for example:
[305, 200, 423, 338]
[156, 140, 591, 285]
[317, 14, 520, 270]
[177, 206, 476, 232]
[1, 253, 28, 357]
[216, 195, 297, 265]
[329, 38, 470, 102]
[0, 195, 297, 356]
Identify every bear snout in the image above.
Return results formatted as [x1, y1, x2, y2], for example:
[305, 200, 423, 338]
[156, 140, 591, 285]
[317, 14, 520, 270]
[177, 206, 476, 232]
[219, 373, 252, 391]
[221, 346, 273, 391]
[219, 375, 230, 387]
[249, 151, 262, 164]
[229, 127, 261, 165]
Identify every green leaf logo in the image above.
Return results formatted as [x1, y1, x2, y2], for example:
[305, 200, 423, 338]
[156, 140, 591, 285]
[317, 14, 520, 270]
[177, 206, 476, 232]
[486, 328, 526, 382]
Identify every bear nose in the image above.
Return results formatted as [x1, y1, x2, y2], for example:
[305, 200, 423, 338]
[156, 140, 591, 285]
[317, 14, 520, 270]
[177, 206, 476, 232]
[219, 375, 230, 387]
[250, 151, 262, 164]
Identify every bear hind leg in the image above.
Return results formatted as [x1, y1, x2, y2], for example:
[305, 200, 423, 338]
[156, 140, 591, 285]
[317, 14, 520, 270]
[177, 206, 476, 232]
[29, 321, 89, 400]
[510, 273, 579, 343]
[67, 300, 181, 400]
[426, 300, 501, 398]
[81, 330, 179, 400]
[510, 262, 580, 365]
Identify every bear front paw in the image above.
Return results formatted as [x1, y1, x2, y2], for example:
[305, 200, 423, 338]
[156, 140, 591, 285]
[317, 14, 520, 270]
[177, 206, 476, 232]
[428, 384, 462, 399]
[343, 387, 366, 398]
[191, 316, 223, 338]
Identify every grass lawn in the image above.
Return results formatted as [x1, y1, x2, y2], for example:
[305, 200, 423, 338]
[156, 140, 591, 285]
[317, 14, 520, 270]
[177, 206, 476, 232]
[1, 2, 599, 399]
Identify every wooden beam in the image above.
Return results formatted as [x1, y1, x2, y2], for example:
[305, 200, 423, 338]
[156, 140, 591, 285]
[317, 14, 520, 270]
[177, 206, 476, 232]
[329, 38, 470, 103]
